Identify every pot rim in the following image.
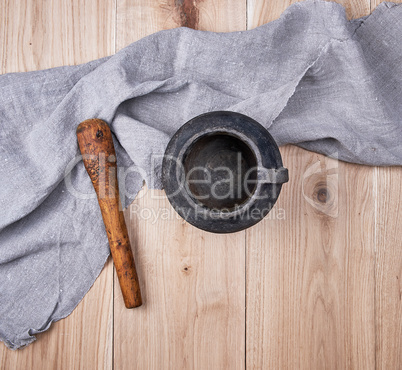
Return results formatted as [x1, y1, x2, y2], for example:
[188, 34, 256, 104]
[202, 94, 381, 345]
[162, 110, 288, 233]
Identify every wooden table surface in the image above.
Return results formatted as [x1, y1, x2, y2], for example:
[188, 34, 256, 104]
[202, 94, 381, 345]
[0, 0, 401, 369]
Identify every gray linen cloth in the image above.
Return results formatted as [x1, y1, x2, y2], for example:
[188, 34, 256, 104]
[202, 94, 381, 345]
[0, 0, 401, 349]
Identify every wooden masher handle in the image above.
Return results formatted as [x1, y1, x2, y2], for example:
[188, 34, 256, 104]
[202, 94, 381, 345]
[76, 118, 142, 308]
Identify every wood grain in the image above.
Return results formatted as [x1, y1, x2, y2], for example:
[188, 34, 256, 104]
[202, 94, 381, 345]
[375, 167, 402, 369]
[247, 0, 370, 25]
[0, 0, 115, 368]
[1, 0, 401, 369]
[113, 187, 245, 369]
[114, 1, 247, 369]
[116, 0, 246, 50]
[372, 4, 402, 367]
[245, 2, 376, 369]
[77, 119, 142, 309]
[246, 147, 376, 369]
[0, 0, 115, 73]
[0, 258, 114, 370]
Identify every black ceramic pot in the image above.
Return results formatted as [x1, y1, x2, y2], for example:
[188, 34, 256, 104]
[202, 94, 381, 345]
[162, 111, 288, 233]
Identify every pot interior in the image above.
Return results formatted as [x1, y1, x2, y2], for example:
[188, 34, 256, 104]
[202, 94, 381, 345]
[182, 132, 258, 211]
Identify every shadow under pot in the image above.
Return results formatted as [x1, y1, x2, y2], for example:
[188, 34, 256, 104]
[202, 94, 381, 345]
[162, 111, 289, 233]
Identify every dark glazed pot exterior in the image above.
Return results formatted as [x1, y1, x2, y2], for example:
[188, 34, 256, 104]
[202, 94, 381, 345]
[162, 111, 289, 233]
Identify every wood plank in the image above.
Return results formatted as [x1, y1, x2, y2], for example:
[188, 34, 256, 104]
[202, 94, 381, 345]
[115, 188, 245, 369]
[246, 147, 375, 369]
[372, 0, 402, 11]
[0, 258, 114, 370]
[375, 167, 402, 369]
[116, 0, 245, 50]
[246, 2, 375, 369]
[0, 0, 115, 73]
[114, 2, 247, 368]
[371, 3, 402, 364]
[2, 0, 399, 369]
[0, 0, 115, 368]
[247, 0, 370, 25]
